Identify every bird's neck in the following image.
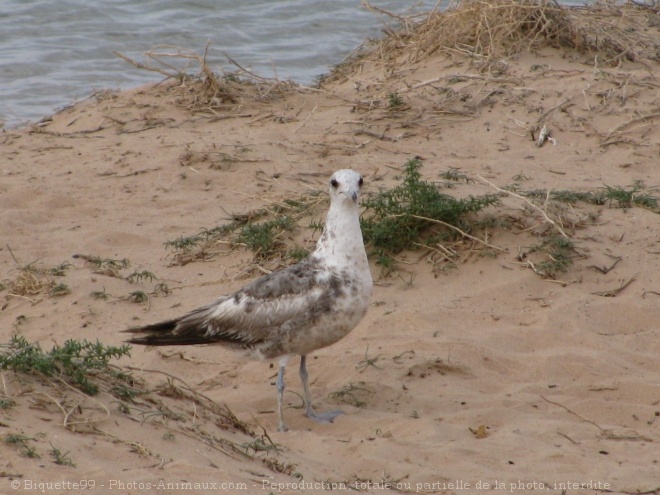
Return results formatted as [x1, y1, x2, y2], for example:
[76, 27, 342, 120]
[313, 201, 367, 269]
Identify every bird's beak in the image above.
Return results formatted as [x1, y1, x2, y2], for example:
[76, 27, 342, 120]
[341, 187, 359, 204]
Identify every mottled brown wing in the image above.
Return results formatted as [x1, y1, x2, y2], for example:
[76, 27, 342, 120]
[126, 258, 335, 347]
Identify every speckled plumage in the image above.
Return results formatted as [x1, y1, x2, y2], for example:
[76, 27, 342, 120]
[125, 169, 372, 431]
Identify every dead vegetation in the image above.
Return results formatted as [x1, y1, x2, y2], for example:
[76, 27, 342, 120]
[17, 2, 657, 285]
[340, 0, 660, 78]
[312, 1, 660, 164]
[115, 43, 299, 117]
[105, 2, 660, 154]
[162, 188, 327, 271]
[0, 250, 72, 307]
[0, 335, 293, 475]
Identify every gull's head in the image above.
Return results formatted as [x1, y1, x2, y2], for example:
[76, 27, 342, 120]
[328, 169, 364, 205]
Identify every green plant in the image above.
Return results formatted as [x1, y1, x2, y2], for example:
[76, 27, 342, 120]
[164, 234, 204, 252]
[49, 283, 71, 297]
[164, 214, 254, 255]
[111, 384, 140, 402]
[90, 288, 110, 300]
[73, 255, 129, 270]
[521, 183, 658, 212]
[4, 434, 41, 458]
[240, 432, 282, 455]
[48, 261, 72, 277]
[528, 236, 579, 278]
[152, 282, 171, 295]
[603, 183, 658, 210]
[0, 335, 131, 395]
[125, 270, 157, 284]
[308, 220, 324, 235]
[49, 442, 75, 467]
[440, 167, 472, 184]
[128, 290, 149, 304]
[4, 433, 31, 446]
[374, 252, 395, 270]
[22, 445, 40, 458]
[361, 158, 499, 266]
[328, 382, 372, 408]
[287, 247, 309, 262]
[387, 92, 405, 109]
[355, 347, 384, 373]
[236, 215, 295, 258]
[523, 188, 606, 205]
[163, 192, 324, 266]
[200, 221, 245, 239]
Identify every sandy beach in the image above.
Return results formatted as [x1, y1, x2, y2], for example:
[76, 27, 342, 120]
[1, 2, 659, 494]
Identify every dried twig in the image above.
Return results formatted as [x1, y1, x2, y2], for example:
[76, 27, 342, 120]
[113, 50, 180, 79]
[603, 111, 660, 143]
[591, 273, 637, 297]
[476, 174, 569, 238]
[588, 255, 621, 274]
[540, 395, 604, 432]
[387, 213, 508, 253]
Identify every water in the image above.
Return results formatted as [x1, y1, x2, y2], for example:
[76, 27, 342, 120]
[0, 0, 439, 128]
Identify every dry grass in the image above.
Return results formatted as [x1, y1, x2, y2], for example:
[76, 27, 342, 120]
[163, 187, 327, 270]
[1, 255, 72, 305]
[4, 267, 54, 297]
[316, 0, 660, 158]
[0, 339, 293, 473]
[115, 43, 299, 116]
[330, 0, 660, 79]
[394, 0, 575, 62]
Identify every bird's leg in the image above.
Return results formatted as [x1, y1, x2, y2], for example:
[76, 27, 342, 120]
[276, 358, 289, 432]
[299, 355, 344, 424]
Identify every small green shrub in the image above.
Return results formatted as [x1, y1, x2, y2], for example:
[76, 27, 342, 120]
[360, 158, 499, 266]
[0, 336, 131, 395]
[528, 236, 579, 278]
[236, 215, 295, 258]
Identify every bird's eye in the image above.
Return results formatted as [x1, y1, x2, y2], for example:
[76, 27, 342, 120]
[330, 178, 339, 189]
[358, 177, 364, 188]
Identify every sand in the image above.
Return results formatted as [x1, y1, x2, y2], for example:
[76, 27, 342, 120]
[1, 3, 659, 494]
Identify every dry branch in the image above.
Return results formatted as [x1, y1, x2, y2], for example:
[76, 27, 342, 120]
[591, 273, 637, 297]
[475, 174, 569, 238]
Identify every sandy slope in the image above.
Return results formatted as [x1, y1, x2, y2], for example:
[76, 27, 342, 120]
[1, 6, 660, 495]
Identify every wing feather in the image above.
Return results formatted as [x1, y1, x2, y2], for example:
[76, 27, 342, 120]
[127, 258, 336, 348]
[178, 285, 327, 344]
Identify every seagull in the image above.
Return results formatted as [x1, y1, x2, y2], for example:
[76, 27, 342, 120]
[124, 169, 372, 431]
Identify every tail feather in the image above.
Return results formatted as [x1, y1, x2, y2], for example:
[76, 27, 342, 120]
[124, 296, 265, 348]
[124, 319, 214, 346]
[124, 317, 256, 347]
